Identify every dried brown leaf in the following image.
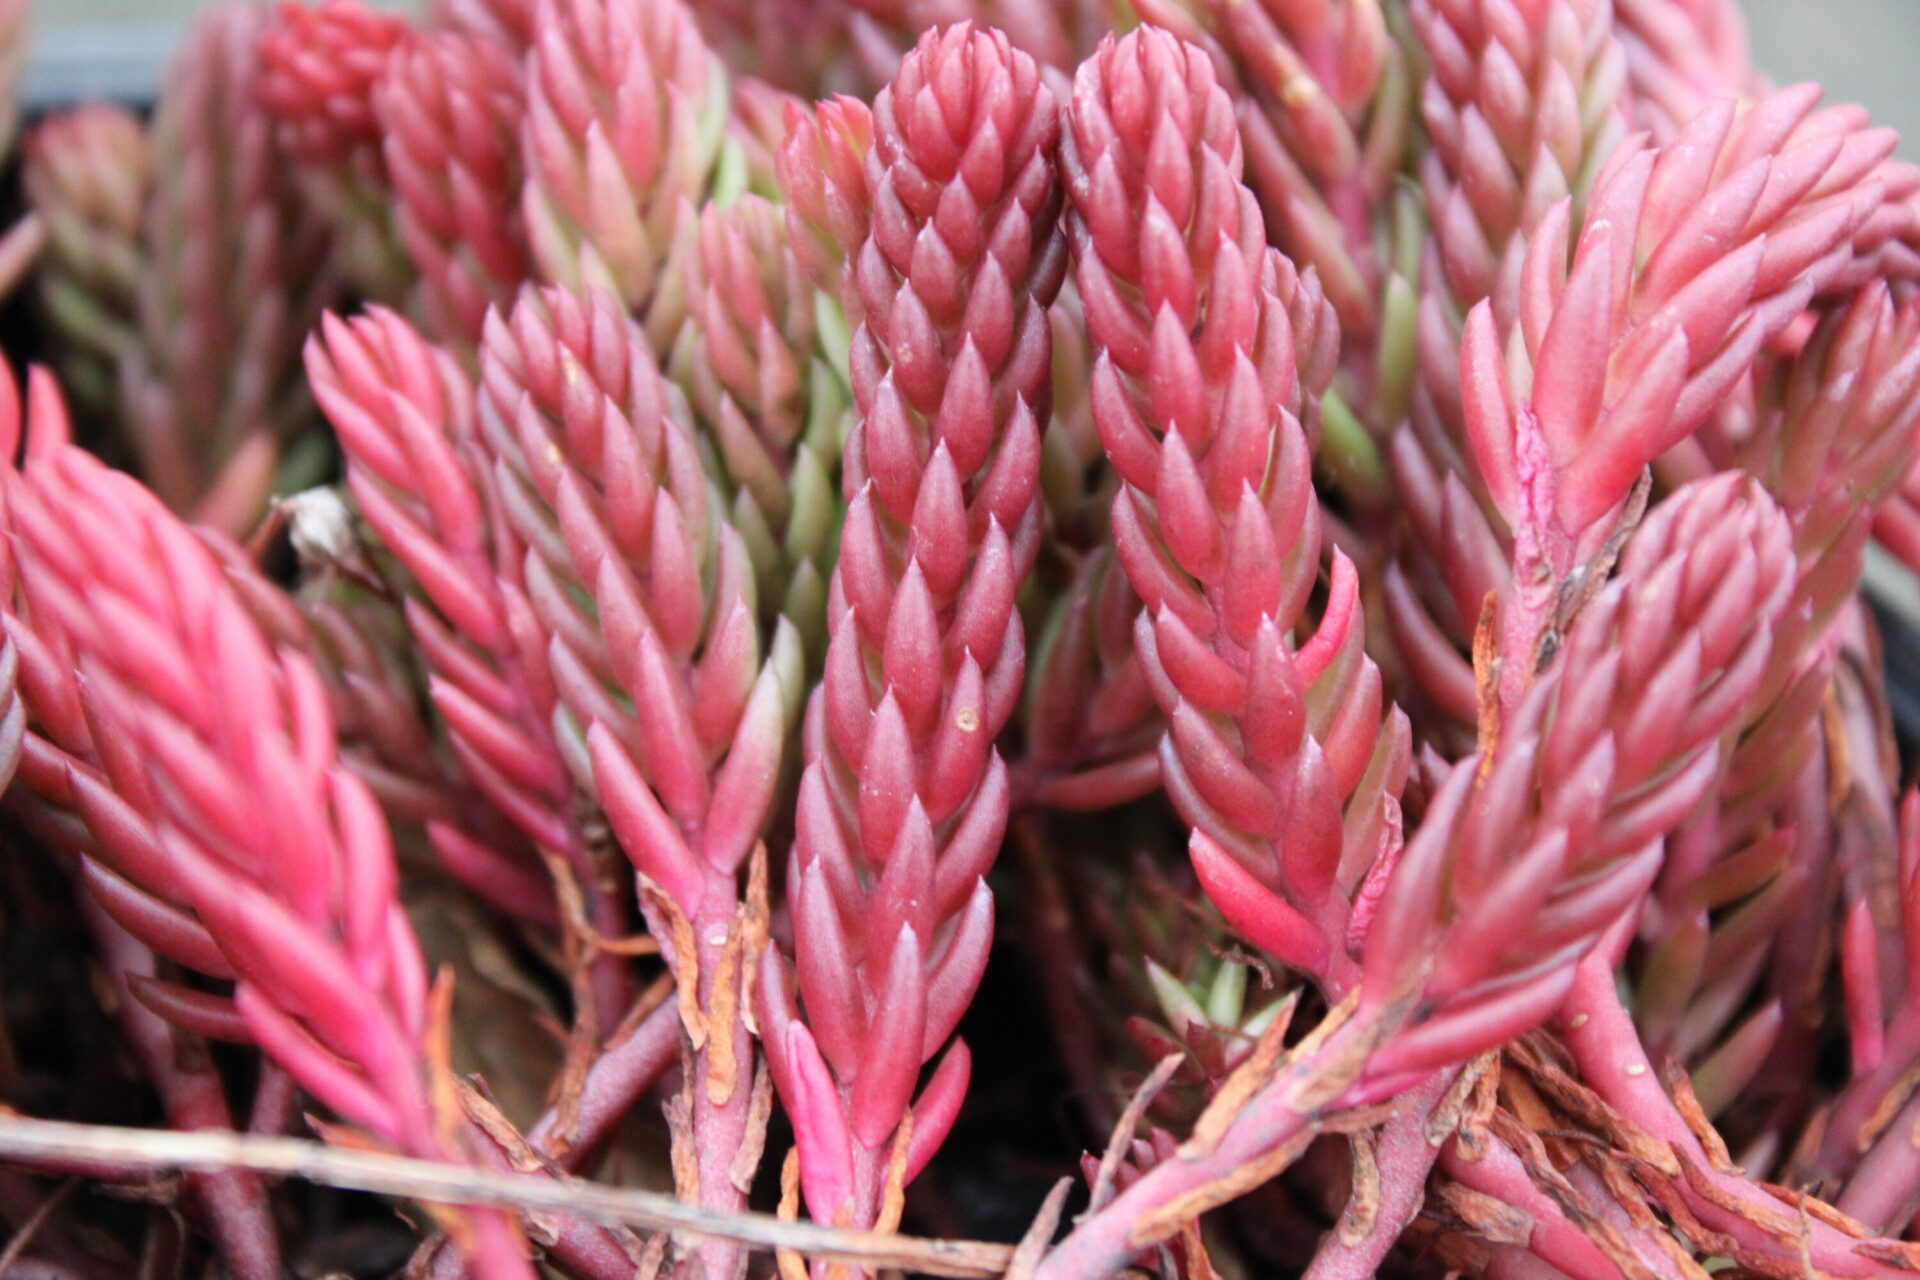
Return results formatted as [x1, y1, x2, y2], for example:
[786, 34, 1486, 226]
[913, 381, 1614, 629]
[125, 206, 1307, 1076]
[1649, 1226, 1716, 1280]
[776, 1148, 808, 1280]
[1339, 1127, 1381, 1247]
[1822, 689, 1851, 815]
[1131, 1127, 1317, 1246]
[667, 1059, 700, 1204]
[1852, 1239, 1920, 1271]
[1510, 1043, 1678, 1177]
[741, 845, 772, 1038]
[615, 973, 679, 1042]
[1175, 1220, 1220, 1280]
[637, 1231, 670, 1280]
[1636, 1158, 1745, 1259]
[1428, 1053, 1497, 1145]
[730, 1060, 774, 1195]
[1789, 1190, 1870, 1240]
[1594, 1151, 1661, 1233]
[876, 1111, 913, 1235]
[1436, 1181, 1533, 1245]
[425, 964, 462, 1153]
[641, 874, 707, 1050]
[456, 1079, 544, 1175]
[707, 907, 746, 1106]
[1005, 1179, 1072, 1280]
[1670, 1146, 1800, 1242]
[1087, 1054, 1182, 1216]
[1496, 1070, 1577, 1171]
[1664, 1061, 1739, 1173]
[1856, 1061, 1920, 1154]
[1474, 592, 1502, 770]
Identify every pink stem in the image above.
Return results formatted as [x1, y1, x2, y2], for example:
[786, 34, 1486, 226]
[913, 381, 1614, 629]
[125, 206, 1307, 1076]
[524, 995, 682, 1166]
[82, 905, 282, 1280]
[1561, 951, 1890, 1277]
[430, 994, 679, 1278]
[1835, 1087, 1920, 1232]
[428, 1125, 642, 1280]
[1440, 1139, 1624, 1280]
[579, 860, 640, 1033]
[1302, 1072, 1452, 1280]
[1484, 1245, 1582, 1280]
[1032, 1016, 1377, 1280]
[685, 883, 758, 1280]
[247, 1064, 297, 1137]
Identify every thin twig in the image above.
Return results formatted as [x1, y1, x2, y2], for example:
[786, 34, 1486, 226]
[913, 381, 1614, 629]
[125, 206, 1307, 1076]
[0, 1116, 1016, 1278]
[0, 1176, 77, 1274]
[1085, 1055, 1182, 1217]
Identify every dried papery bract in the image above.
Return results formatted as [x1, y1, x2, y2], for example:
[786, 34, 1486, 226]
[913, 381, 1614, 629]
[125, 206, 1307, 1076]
[0, 368, 533, 1280]
[755, 21, 1063, 1241]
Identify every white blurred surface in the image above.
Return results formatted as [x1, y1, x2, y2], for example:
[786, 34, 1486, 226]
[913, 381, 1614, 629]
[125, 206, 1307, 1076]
[19, 0, 1920, 156]
[1743, 0, 1920, 154]
[25, 0, 418, 106]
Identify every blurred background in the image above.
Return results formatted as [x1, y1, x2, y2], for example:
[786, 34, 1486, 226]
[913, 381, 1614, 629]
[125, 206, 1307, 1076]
[22, 0, 1920, 154]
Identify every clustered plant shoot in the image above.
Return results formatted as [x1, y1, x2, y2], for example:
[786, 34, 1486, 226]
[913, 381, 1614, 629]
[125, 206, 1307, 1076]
[1, 0, 1920, 1276]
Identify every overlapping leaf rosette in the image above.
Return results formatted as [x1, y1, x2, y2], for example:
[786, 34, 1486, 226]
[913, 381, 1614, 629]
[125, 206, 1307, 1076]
[754, 23, 1064, 1240]
[0, 369, 535, 1279]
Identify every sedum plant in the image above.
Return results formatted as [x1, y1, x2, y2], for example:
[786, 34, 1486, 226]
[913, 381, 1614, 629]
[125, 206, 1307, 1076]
[4, 0, 1920, 1278]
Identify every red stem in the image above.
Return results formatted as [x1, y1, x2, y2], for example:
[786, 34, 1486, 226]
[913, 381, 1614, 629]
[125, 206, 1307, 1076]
[1561, 950, 1891, 1277]
[247, 1064, 296, 1137]
[524, 994, 682, 1166]
[1439, 1139, 1624, 1280]
[1301, 1072, 1452, 1280]
[82, 905, 282, 1280]
[1835, 1085, 1920, 1231]
[684, 882, 759, 1280]
[1032, 1016, 1377, 1280]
